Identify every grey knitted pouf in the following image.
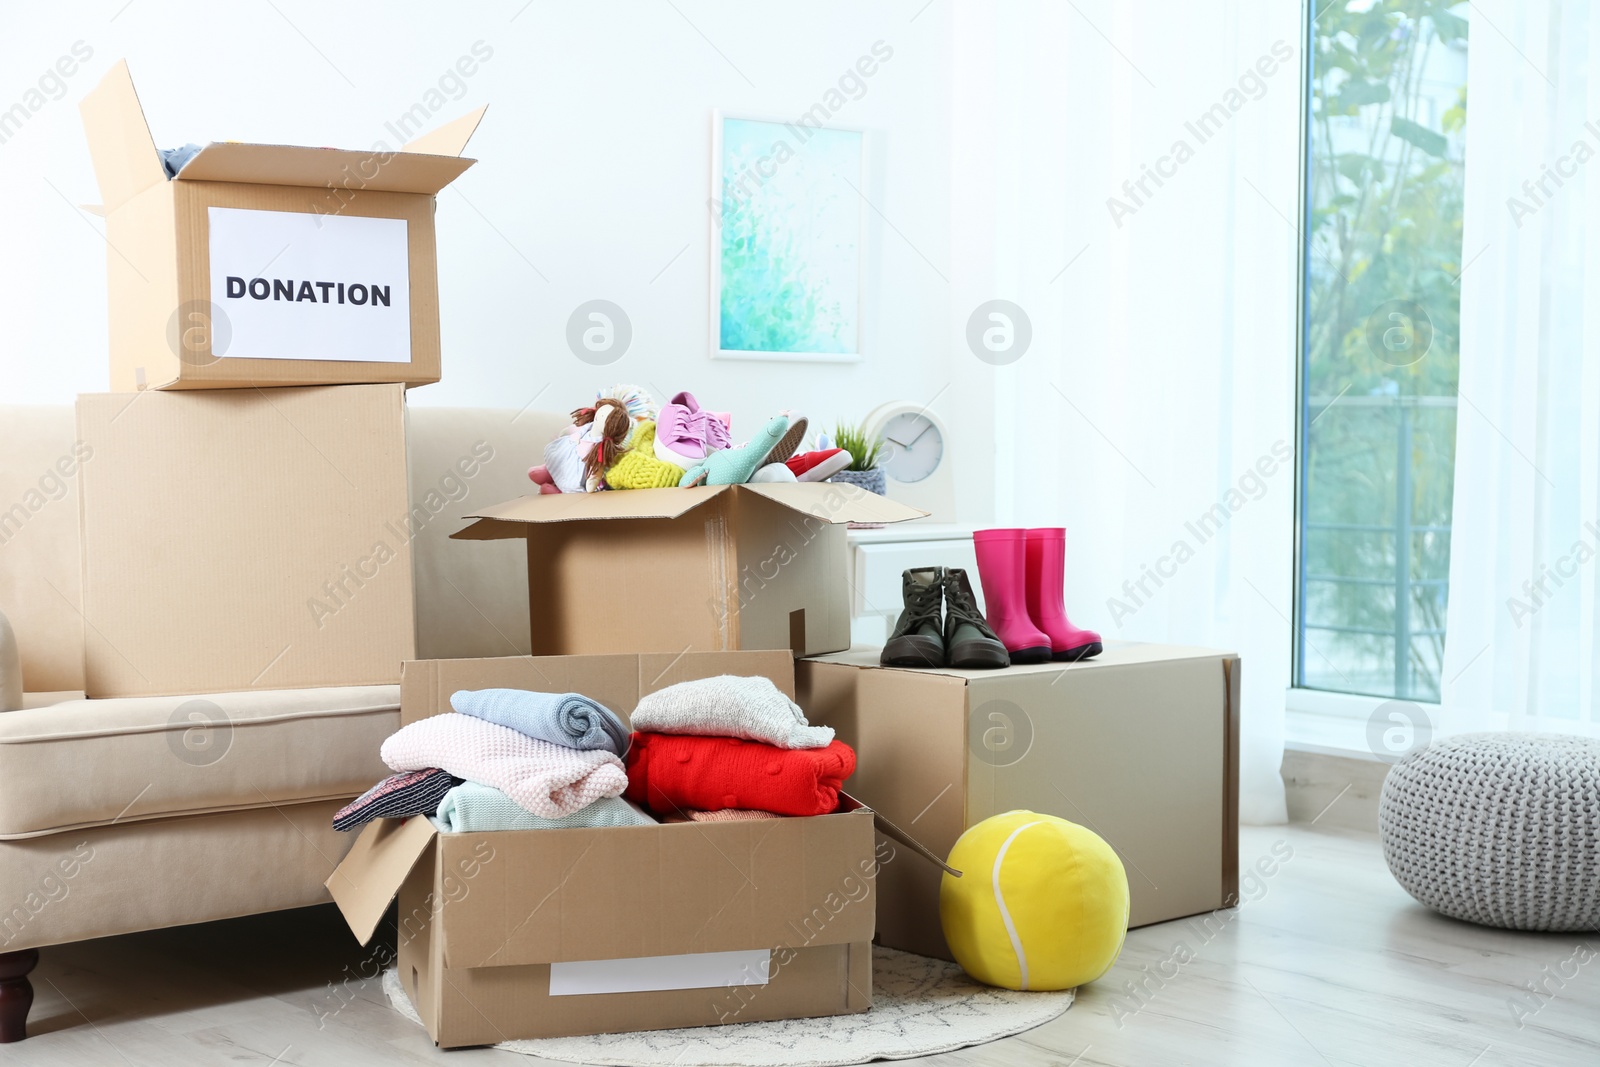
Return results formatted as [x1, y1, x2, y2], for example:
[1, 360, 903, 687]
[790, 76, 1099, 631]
[1378, 733, 1600, 931]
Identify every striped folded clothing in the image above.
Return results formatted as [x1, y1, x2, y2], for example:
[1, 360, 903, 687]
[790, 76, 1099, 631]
[333, 768, 458, 832]
[382, 713, 627, 819]
[450, 688, 629, 756]
[434, 782, 657, 832]
[624, 733, 855, 818]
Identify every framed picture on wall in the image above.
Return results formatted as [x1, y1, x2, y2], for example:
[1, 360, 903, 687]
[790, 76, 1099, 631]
[709, 111, 867, 362]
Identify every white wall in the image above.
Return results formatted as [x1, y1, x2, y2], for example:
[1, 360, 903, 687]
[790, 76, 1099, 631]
[946, 0, 1301, 823]
[1, 0, 959, 495]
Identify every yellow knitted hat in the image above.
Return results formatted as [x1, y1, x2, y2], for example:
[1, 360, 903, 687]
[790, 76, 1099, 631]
[606, 422, 686, 490]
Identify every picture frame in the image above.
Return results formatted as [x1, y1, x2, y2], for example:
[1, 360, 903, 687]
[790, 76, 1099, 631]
[708, 110, 868, 363]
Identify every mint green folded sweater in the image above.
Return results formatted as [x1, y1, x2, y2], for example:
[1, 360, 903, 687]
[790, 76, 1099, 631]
[433, 781, 657, 832]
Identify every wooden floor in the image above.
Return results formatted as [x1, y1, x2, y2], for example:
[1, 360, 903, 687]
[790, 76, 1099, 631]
[8, 825, 1598, 1066]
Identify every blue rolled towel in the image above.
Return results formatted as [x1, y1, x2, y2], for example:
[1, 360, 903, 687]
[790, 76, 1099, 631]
[449, 688, 630, 756]
[434, 782, 657, 832]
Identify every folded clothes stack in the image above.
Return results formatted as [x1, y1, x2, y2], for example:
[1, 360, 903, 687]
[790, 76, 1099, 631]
[334, 688, 654, 832]
[624, 675, 855, 819]
[334, 675, 854, 831]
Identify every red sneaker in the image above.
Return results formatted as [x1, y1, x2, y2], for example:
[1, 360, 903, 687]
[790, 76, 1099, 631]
[785, 448, 852, 482]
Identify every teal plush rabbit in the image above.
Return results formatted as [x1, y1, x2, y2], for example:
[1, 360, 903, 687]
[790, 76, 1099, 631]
[679, 414, 809, 487]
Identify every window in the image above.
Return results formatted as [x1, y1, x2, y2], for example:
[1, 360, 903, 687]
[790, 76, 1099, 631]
[1296, 2, 1468, 703]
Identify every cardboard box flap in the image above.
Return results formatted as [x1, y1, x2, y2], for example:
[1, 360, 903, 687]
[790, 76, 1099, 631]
[872, 809, 960, 877]
[452, 486, 733, 537]
[438, 807, 877, 969]
[402, 104, 488, 157]
[451, 483, 924, 540]
[78, 60, 166, 213]
[173, 142, 475, 195]
[741, 482, 927, 525]
[325, 816, 439, 946]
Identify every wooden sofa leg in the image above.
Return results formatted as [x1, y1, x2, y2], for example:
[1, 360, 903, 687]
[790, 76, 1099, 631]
[0, 948, 39, 1042]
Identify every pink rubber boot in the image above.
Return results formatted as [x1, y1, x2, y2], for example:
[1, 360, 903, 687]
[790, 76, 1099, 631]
[972, 529, 1052, 664]
[1024, 528, 1103, 661]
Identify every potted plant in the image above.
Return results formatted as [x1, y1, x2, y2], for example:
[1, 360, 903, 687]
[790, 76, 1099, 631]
[826, 421, 888, 496]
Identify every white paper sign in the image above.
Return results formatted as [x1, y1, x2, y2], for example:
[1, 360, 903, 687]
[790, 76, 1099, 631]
[548, 950, 771, 997]
[207, 206, 411, 363]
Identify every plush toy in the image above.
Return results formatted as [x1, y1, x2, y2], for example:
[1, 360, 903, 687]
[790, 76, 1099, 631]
[679, 413, 808, 487]
[575, 384, 656, 491]
[527, 385, 655, 494]
[940, 810, 1129, 991]
[530, 423, 586, 493]
[526, 465, 563, 494]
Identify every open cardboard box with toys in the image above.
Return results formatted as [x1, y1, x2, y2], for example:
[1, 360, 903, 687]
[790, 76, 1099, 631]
[452, 483, 924, 658]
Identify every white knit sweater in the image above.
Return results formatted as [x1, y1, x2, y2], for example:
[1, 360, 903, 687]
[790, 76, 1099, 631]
[629, 675, 835, 749]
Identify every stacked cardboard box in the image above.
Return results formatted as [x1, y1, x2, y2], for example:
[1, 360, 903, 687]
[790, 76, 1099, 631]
[796, 644, 1242, 961]
[75, 61, 483, 697]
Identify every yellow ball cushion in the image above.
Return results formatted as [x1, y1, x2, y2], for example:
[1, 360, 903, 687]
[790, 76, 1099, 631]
[940, 810, 1129, 990]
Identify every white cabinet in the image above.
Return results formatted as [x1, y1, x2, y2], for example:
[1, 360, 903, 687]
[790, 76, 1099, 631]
[847, 523, 982, 645]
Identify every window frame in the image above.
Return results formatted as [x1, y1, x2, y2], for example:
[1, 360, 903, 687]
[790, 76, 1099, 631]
[1291, 0, 1319, 711]
[1289, 1, 1462, 718]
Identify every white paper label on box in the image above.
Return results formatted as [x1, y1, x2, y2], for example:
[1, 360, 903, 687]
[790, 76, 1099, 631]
[548, 950, 771, 997]
[207, 206, 411, 363]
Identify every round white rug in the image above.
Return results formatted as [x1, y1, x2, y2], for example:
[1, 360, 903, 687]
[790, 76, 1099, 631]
[381, 947, 1073, 1066]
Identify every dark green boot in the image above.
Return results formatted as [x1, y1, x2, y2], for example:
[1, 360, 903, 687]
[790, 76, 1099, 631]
[881, 567, 947, 667]
[942, 568, 1011, 669]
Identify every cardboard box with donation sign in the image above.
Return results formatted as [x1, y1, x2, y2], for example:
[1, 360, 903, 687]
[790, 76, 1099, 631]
[451, 483, 924, 658]
[78, 60, 483, 391]
[326, 651, 885, 1048]
[797, 642, 1241, 961]
[76, 384, 416, 698]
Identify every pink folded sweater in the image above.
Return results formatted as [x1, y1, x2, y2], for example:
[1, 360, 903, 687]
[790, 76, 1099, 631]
[381, 713, 627, 819]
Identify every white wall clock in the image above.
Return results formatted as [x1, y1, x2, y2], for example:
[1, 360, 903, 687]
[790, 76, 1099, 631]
[862, 401, 954, 523]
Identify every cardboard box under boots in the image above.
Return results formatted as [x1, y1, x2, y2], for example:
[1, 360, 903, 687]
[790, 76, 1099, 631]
[79, 60, 482, 390]
[451, 484, 923, 658]
[76, 384, 415, 697]
[326, 651, 879, 1048]
[796, 642, 1241, 961]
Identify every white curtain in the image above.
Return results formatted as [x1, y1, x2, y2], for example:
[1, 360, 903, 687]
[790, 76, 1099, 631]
[949, 0, 1302, 822]
[1441, 0, 1600, 737]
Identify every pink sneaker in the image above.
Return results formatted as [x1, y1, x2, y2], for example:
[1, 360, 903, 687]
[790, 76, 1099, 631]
[1024, 528, 1102, 660]
[972, 528, 1052, 663]
[654, 391, 733, 468]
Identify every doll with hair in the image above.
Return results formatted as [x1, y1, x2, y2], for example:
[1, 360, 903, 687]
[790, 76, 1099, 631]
[529, 385, 655, 493]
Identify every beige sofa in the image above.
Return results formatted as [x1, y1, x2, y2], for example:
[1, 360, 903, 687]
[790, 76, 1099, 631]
[0, 401, 565, 1041]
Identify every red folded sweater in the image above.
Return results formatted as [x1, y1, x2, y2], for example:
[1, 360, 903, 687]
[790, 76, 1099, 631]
[624, 733, 855, 817]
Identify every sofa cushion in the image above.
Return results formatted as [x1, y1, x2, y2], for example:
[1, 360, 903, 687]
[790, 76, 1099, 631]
[0, 798, 357, 952]
[0, 685, 397, 839]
